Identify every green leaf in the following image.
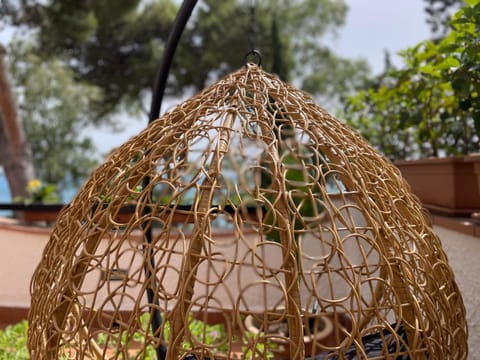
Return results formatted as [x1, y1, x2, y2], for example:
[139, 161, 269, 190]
[459, 98, 472, 110]
[438, 57, 461, 70]
[451, 76, 471, 97]
[465, 43, 480, 59]
[0, 320, 29, 359]
[420, 64, 441, 77]
[465, 0, 480, 7]
[473, 111, 480, 132]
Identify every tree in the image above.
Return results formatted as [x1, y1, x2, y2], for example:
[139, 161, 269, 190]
[0, 0, 370, 200]
[1, 0, 178, 117]
[7, 39, 102, 192]
[301, 48, 370, 110]
[0, 45, 34, 199]
[423, 0, 464, 37]
[1, 0, 368, 114]
[344, 0, 480, 160]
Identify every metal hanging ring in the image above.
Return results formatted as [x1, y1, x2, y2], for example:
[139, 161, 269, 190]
[244, 49, 262, 66]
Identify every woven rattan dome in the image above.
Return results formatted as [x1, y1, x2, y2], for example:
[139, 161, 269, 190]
[28, 65, 467, 359]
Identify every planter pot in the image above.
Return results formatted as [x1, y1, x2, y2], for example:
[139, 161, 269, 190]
[23, 209, 59, 223]
[464, 154, 480, 220]
[395, 156, 480, 216]
[20, 204, 65, 224]
[464, 153, 480, 193]
[244, 311, 352, 359]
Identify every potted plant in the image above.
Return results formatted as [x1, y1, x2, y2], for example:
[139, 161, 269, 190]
[394, 157, 480, 216]
[14, 179, 62, 223]
[344, 1, 480, 216]
[465, 153, 480, 219]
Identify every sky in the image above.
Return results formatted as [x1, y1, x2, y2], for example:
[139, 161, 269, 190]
[333, 0, 431, 73]
[0, 1, 433, 157]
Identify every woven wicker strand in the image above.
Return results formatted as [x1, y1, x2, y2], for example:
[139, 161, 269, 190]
[28, 64, 467, 359]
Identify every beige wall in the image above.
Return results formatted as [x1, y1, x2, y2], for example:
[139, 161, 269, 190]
[0, 223, 48, 308]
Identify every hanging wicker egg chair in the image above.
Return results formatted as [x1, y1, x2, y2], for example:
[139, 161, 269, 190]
[28, 64, 467, 359]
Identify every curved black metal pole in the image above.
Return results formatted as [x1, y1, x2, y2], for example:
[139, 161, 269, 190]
[143, 1, 198, 360]
[149, 0, 199, 123]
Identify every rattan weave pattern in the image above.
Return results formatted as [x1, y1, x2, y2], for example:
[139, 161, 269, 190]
[28, 65, 467, 359]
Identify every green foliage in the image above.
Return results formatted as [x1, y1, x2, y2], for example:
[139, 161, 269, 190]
[163, 314, 229, 357]
[423, 0, 464, 36]
[180, 0, 367, 102]
[242, 331, 275, 359]
[259, 104, 338, 244]
[0, 0, 371, 194]
[300, 45, 371, 107]
[448, 0, 480, 128]
[2, 0, 368, 114]
[13, 179, 60, 204]
[0, 0, 372, 198]
[261, 148, 326, 243]
[1, 314, 230, 359]
[7, 39, 101, 191]
[2, 0, 177, 117]
[344, 1, 480, 160]
[0, 315, 280, 359]
[0, 320, 29, 360]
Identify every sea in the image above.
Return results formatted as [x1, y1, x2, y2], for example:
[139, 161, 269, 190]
[0, 169, 12, 217]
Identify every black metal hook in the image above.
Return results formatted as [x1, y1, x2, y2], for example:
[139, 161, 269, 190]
[245, 49, 262, 66]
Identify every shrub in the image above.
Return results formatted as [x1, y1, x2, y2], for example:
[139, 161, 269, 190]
[344, 0, 480, 160]
[0, 320, 29, 360]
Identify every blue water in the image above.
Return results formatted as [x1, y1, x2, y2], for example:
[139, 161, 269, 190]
[0, 170, 12, 217]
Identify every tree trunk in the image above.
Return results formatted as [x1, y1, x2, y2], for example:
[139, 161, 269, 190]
[0, 45, 35, 199]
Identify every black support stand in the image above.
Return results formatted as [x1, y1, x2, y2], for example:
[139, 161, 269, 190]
[144, 1, 198, 359]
